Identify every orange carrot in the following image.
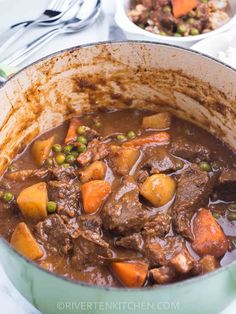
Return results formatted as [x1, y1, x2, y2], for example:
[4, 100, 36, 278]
[123, 132, 170, 148]
[192, 209, 229, 258]
[65, 118, 80, 144]
[112, 262, 148, 288]
[81, 180, 111, 214]
[171, 0, 198, 18]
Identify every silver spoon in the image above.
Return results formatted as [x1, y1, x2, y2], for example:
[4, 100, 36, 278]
[0, 0, 101, 70]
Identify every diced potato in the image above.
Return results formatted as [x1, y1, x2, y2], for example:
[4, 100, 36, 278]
[17, 182, 48, 221]
[192, 209, 229, 258]
[170, 248, 194, 274]
[109, 145, 140, 176]
[10, 222, 43, 260]
[112, 262, 148, 288]
[140, 174, 176, 207]
[79, 161, 107, 183]
[31, 136, 54, 166]
[142, 112, 171, 130]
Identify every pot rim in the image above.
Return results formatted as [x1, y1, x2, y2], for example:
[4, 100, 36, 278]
[1, 40, 236, 292]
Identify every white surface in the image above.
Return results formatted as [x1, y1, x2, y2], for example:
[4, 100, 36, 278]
[191, 27, 236, 69]
[0, 0, 236, 313]
[115, 0, 236, 48]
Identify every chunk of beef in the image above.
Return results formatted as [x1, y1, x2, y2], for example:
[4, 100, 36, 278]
[145, 236, 184, 267]
[101, 176, 148, 235]
[150, 266, 176, 284]
[169, 247, 195, 274]
[49, 166, 77, 181]
[142, 213, 171, 239]
[35, 214, 71, 254]
[170, 138, 211, 162]
[173, 164, 216, 239]
[68, 215, 102, 235]
[72, 230, 112, 269]
[192, 255, 219, 276]
[77, 139, 108, 167]
[116, 233, 144, 252]
[216, 167, 236, 201]
[48, 180, 80, 217]
[140, 147, 180, 174]
[136, 169, 149, 184]
[219, 168, 236, 185]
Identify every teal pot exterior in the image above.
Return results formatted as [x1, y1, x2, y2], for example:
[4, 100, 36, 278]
[0, 42, 236, 314]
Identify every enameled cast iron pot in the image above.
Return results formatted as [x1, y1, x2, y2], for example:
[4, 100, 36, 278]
[0, 42, 236, 314]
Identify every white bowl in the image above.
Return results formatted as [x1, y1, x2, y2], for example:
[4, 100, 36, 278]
[115, 0, 236, 47]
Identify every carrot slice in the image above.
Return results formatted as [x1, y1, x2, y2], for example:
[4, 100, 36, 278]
[112, 262, 148, 288]
[65, 118, 80, 144]
[81, 180, 111, 214]
[122, 132, 170, 148]
[192, 208, 228, 258]
[171, 0, 198, 18]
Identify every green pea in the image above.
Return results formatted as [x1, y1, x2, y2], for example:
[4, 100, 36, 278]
[212, 212, 221, 220]
[65, 154, 76, 164]
[228, 212, 236, 221]
[163, 5, 171, 13]
[199, 161, 211, 172]
[77, 125, 86, 135]
[3, 192, 14, 202]
[190, 28, 199, 36]
[177, 24, 187, 34]
[127, 131, 136, 139]
[63, 145, 73, 154]
[117, 134, 127, 141]
[77, 143, 87, 153]
[159, 31, 167, 36]
[8, 165, 16, 172]
[45, 158, 53, 167]
[228, 204, 236, 212]
[55, 153, 66, 165]
[188, 18, 195, 25]
[77, 136, 87, 145]
[176, 160, 184, 170]
[47, 201, 57, 213]
[61, 163, 70, 168]
[71, 151, 79, 158]
[174, 33, 182, 37]
[52, 144, 62, 153]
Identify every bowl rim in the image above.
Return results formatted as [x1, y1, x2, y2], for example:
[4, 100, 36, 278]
[115, 0, 236, 43]
[1, 40, 236, 292]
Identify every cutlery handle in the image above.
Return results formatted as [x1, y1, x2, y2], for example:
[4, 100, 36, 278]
[0, 22, 35, 56]
[2, 28, 62, 67]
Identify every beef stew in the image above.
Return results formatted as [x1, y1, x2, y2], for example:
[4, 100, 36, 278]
[1, 109, 236, 288]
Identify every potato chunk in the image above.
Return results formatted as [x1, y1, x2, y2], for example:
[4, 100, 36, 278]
[140, 174, 176, 207]
[142, 112, 171, 130]
[17, 182, 48, 221]
[79, 161, 107, 183]
[109, 145, 140, 176]
[10, 222, 43, 260]
[31, 136, 54, 166]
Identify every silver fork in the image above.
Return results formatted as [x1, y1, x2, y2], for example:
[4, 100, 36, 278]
[0, 0, 82, 54]
[1, 0, 101, 69]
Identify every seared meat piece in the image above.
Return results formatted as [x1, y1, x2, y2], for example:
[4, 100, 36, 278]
[192, 255, 219, 275]
[77, 139, 108, 167]
[48, 180, 80, 217]
[35, 214, 71, 254]
[116, 233, 144, 252]
[169, 247, 195, 274]
[150, 266, 176, 284]
[173, 164, 216, 239]
[218, 168, 236, 185]
[142, 213, 171, 239]
[216, 167, 236, 201]
[140, 147, 180, 174]
[102, 176, 148, 235]
[170, 138, 211, 162]
[145, 236, 184, 267]
[49, 166, 78, 181]
[67, 215, 102, 235]
[72, 230, 113, 269]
